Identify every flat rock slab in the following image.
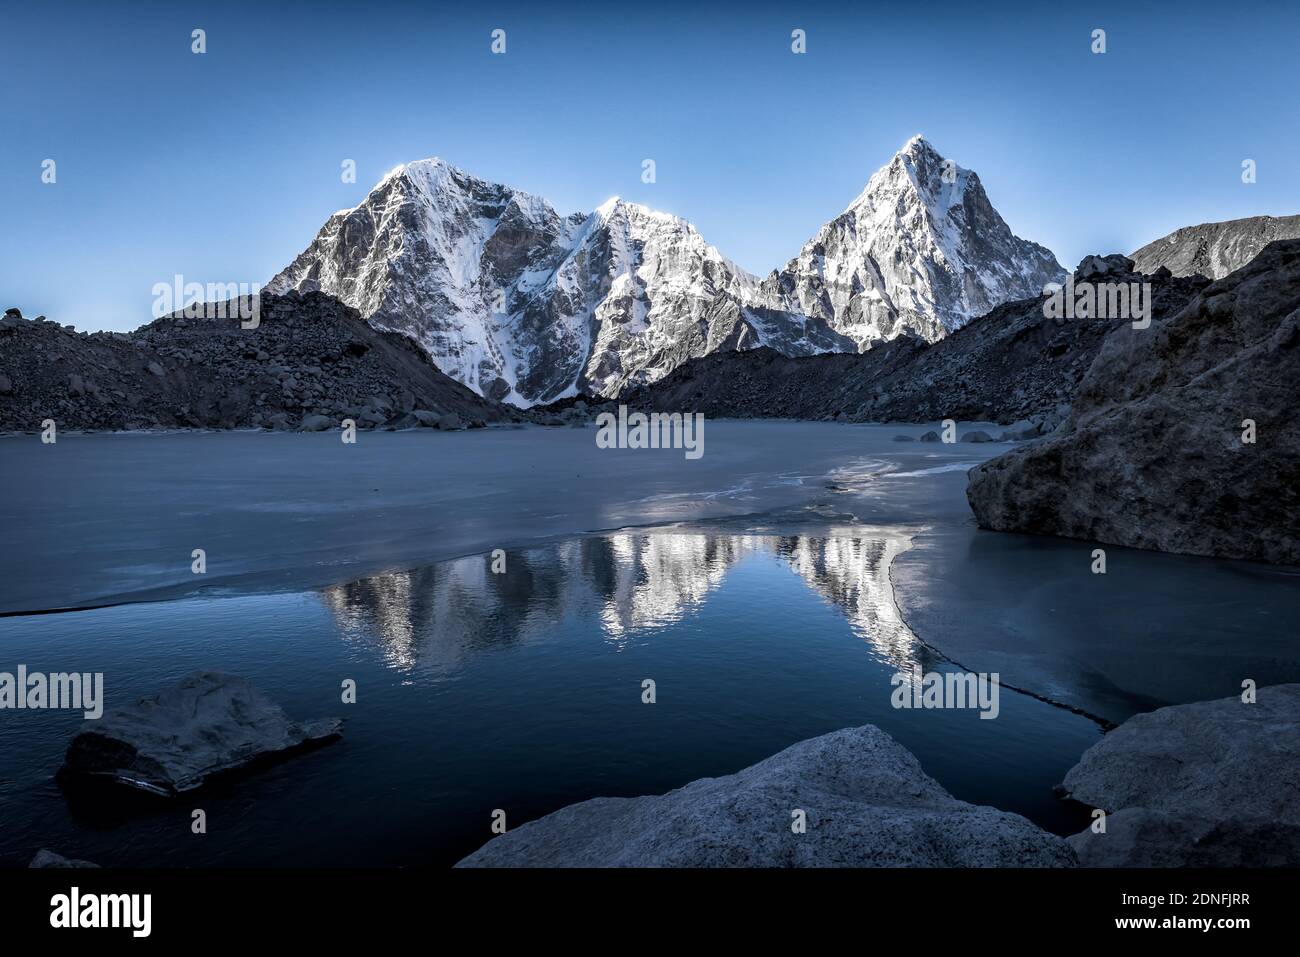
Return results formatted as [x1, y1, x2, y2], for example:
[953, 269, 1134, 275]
[1062, 683, 1300, 866]
[458, 725, 1076, 867]
[61, 671, 342, 796]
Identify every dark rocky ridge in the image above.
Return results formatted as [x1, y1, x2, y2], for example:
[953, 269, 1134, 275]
[1132, 213, 1300, 279]
[0, 292, 519, 432]
[968, 239, 1300, 565]
[616, 259, 1209, 426]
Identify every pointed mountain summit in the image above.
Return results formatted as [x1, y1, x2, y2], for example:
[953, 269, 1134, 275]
[762, 136, 1065, 347]
[268, 158, 582, 404]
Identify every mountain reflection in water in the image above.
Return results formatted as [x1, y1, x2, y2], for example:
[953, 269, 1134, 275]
[319, 530, 926, 675]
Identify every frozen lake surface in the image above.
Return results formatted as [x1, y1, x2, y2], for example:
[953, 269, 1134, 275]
[1, 423, 1297, 866]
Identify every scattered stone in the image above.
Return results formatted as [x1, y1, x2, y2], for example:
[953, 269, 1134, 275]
[60, 671, 342, 796]
[960, 430, 993, 443]
[382, 412, 419, 430]
[1075, 253, 1133, 280]
[298, 414, 334, 432]
[995, 419, 1042, 442]
[892, 435, 915, 442]
[919, 430, 941, 442]
[435, 412, 465, 431]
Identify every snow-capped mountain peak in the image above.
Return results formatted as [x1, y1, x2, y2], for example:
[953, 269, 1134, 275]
[269, 142, 1063, 405]
[762, 135, 1065, 346]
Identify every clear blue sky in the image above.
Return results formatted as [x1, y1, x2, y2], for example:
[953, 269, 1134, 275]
[4, 0, 1299, 331]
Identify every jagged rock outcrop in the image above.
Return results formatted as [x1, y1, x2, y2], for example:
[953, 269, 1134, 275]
[1132, 213, 1300, 279]
[60, 672, 342, 796]
[457, 724, 1076, 867]
[1061, 684, 1300, 867]
[0, 291, 514, 432]
[618, 256, 1207, 425]
[761, 135, 1065, 345]
[967, 240, 1300, 564]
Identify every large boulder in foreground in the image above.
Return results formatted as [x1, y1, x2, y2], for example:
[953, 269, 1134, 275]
[1061, 684, 1300, 867]
[458, 725, 1075, 867]
[967, 240, 1300, 564]
[60, 672, 341, 796]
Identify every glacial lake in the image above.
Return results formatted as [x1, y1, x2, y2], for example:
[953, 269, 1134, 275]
[0, 528, 1105, 867]
[2, 425, 1297, 868]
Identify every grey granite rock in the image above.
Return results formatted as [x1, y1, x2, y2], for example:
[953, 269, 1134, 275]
[458, 725, 1076, 867]
[61, 671, 342, 796]
[1061, 683, 1300, 867]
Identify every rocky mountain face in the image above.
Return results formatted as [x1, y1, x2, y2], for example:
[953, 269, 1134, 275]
[269, 160, 850, 406]
[967, 239, 1300, 565]
[0, 293, 515, 433]
[269, 140, 1061, 406]
[1132, 213, 1300, 279]
[761, 135, 1065, 346]
[617, 257, 1209, 427]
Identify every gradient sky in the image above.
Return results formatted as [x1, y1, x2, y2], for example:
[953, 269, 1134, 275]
[3, 0, 1299, 331]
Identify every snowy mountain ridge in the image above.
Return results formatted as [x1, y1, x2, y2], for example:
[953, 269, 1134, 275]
[762, 135, 1065, 345]
[269, 138, 1064, 406]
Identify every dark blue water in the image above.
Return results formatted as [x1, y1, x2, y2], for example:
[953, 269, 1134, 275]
[0, 530, 1100, 867]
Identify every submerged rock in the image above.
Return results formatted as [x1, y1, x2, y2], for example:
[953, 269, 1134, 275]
[960, 430, 993, 443]
[967, 240, 1300, 564]
[30, 849, 99, 868]
[457, 725, 1076, 867]
[1061, 684, 1300, 866]
[60, 672, 342, 796]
